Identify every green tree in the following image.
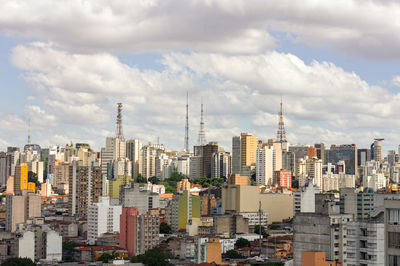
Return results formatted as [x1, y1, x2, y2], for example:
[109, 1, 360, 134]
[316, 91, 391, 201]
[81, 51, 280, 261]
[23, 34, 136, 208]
[62, 241, 77, 251]
[97, 252, 116, 263]
[160, 222, 172, 234]
[169, 172, 186, 182]
[1, 257, 36, 266]
[254, 225, 269, 237]
[28, 171, 40, 187]
[235, 238, 250, 248]
[226, 249, 243, 259]
[269, 224, 280, 230]
[148, 176, 160, 184]
[261, 262, 284, 266]
[136, 175, 147, 183]
[130, 246, 171, 266]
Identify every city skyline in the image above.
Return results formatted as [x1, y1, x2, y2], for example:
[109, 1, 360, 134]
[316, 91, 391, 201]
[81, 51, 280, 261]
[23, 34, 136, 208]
[1, 1, 400, 152]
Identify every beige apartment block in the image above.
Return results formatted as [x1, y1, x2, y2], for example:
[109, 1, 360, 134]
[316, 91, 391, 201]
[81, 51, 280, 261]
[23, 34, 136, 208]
[222, 184, 293, 224]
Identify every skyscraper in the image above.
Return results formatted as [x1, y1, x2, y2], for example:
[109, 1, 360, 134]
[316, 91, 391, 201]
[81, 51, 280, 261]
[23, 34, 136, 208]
[372, 138, 383, 162]
[68, 160, 103, 218]
[256, 145, 274, 185]
[14, 163, 29, 195]
[126, 139, 142, 179]
[240, 133, 258, 173]
[120, 207, 159, 257]
[231, 136, 241, 174]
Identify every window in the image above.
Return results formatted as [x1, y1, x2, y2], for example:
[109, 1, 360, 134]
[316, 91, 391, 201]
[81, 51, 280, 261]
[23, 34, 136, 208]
[389, 232, 400, 249]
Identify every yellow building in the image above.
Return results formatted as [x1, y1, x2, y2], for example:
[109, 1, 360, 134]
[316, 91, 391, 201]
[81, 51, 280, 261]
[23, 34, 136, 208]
[240, 133, 257, 170]
[108, 176, 133, 199]
[27, 182, 36, 193]
[14, 163, 28, 194]
[222, 184, 293, 224]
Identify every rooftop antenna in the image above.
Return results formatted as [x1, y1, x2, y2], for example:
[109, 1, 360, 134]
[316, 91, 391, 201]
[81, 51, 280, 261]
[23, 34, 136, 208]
[27, 118, 31, 144]
[184, 92, 189, 152]
[197, 100, 206, 146]
[276, 97, 287, 148]
[116, 103, 125, 141]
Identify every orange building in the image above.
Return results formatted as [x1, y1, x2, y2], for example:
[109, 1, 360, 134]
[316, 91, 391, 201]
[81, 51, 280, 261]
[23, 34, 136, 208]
[307, 146, 317, 159]
[207, 238, 222, 264]
[273, 169, 292, 189]
[302, 251, 341, 266]
[177, 178, 191, 192]
[227, 174, 250, 185]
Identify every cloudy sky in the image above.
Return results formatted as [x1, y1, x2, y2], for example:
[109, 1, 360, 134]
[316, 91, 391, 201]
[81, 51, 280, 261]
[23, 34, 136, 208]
[1, 0, 400, 152]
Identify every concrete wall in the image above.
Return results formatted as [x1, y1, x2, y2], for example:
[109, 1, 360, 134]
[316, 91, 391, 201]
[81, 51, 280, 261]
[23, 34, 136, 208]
[222, 185, 293, 223]
[18, 231, 35, 261]
[293, 214, 331, 266]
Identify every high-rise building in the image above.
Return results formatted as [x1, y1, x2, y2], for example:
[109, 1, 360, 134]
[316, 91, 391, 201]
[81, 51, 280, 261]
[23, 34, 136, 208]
[307, 147, 317, 159]
[273, 169, 292, 189]
[54, 161, 70, 194]
[87, 196, 122, 244]
[346, 220, 384, 266]
[141, 145, 160, 179]
[68, 160, 103, 218]
[119, 207, 159, 257]
[231, 136, 241, 174]
[14, 163, 29, 195]
[101, 137, 127, 179]
[293, 196, 354, 266]
[305, 157, 323, 189]
[126, 139, 142, 179]
[293, 181, 320, 215]
[5, 190, 42, 232]
[240, 133, 257, 171]
[357, 148, 371, 166]
[0, 152, 7, 186]
[371, 138, 383, 162]
[119, 182, 160, 214]
[256, 145, 274, 185]
[282, 150, 295, 176]
[314, 143, 325, 164]
[325, 144, 357, 176]
[170, 190, 201, 232]
[211, 151, 231, 179]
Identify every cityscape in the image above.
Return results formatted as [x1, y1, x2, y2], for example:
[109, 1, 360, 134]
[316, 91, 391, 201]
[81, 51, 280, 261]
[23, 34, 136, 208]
[1, 1, 400, 266]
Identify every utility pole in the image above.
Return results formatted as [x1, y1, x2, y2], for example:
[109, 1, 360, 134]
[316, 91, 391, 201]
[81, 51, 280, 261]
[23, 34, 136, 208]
[259, 200, 262, 251]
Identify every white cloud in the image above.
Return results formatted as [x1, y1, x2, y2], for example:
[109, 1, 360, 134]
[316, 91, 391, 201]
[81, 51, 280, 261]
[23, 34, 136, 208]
[3, 43, 400, 151]
[1, 1, 400, 58]
[391, 76, 400, 87]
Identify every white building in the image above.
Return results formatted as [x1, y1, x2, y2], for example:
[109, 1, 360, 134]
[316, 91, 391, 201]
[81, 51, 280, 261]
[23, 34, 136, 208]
[101, 137, 126, 179]
[219, 238, 235, 254]
[87, 196, 122, 244]
[18, 231, 35, 261]
[256, 146, 274, 185]
[346, 221, 384, 266]
[240, 212, 268, 226]
[175, 155, 190, 177]
[126, 139, 142, 179]
[44, 230, 63, 262]
[293, 181, 320, 215]
[323, 173, 356, 191]
[364, 173, 386, 191]
[306, 157, 323, 188]
[156, 153, 173, 180]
